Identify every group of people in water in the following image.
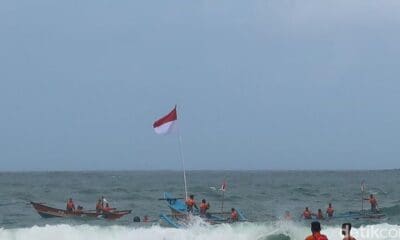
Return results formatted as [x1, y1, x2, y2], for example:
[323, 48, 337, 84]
[185, 194, 239, 222]
[297, 194, 379, 240]
[66, 197, 115, 214]
[305, 221, 356, 240]
[299, 203, 335, 220]
[282, 194, 379, 221]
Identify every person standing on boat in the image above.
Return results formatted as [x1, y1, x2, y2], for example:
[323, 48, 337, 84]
[326, 203, 334, 218]
[96, 199, 102, 213]
[66, 198, 75, 213]
[185, 194, 198, 213]
[364, 194, 378, 212]
[199, 199, 210, 216]
[230, 208, 238, 222]
[341, 223, 356, 240]
[305, 221, 328, 240]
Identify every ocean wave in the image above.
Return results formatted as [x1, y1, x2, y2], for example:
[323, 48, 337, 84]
[381, 204, 400, 217]
[1, 222, 400, 240]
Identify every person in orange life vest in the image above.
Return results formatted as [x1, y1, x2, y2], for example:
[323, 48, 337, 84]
[342, 223, 356, 240]
[230, 208, 239, 222]
[305, 221, 328, 240]
[103, 203, 113, 213]
[302, 207, 312, 219]
[185, 195, 198, 212]
[96, 199, 102, 213]
[66, 198, 75, 213]
[199, 199, 210, 216]
[364, 194, 378, 212]
[326, 203, 334, 218]
[316, 209, 324, 220]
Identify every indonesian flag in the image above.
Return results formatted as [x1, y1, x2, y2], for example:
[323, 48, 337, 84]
[153, 106, 178, 135]
[220, 180, 227, 192]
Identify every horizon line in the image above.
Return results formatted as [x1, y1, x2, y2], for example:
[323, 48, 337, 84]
[0, 168, 399, 173]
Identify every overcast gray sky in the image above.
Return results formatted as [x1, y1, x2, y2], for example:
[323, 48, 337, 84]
[1, 0, 399, 171]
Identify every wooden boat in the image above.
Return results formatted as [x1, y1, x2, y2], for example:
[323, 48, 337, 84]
[159, 192, 247, 228]
[30, 202, 131, 220]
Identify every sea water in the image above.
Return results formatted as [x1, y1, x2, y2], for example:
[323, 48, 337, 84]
[1, 170, 400, 240]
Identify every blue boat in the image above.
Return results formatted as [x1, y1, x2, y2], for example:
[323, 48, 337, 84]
[159, 192, 247, 228]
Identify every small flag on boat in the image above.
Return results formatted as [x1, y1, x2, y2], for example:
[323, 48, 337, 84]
[220, 180, 227, 192]
[153, 106, 178, 135]
[361, 180, 366, 192]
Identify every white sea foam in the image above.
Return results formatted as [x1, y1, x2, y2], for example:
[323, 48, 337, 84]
[1, 222, 400, 240]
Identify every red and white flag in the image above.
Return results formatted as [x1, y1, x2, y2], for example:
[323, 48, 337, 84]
[153, 106, 178, 135]
[220, 180, 227, 192]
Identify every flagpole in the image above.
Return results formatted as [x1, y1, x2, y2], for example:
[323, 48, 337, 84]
[361, 180, 365, 213]
[221, 178, 226, 212]
[221, 190, 225, 212]
[176, 109, 188, 200]
[178, 133, 188, 200]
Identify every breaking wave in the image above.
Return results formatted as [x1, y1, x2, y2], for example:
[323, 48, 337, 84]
[1, 221, 400, 240]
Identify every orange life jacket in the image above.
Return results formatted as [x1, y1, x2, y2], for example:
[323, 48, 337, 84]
[66, 201, 75, 211]
[199, 203, 209, 214]
[305, 233, 328, 240]
[231, 211, 238, 221]
[370, 198, 377, 206]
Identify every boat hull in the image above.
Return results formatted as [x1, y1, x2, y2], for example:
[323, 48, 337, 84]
[30, 202, 131, 220]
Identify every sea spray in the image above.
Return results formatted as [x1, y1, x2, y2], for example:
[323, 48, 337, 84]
[2, 222, 400, 240]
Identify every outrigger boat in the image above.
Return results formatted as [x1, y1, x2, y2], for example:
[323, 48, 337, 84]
[159, 192, 247, 228]
[30, 202, 132, 220]
[340, 210, 386, 221]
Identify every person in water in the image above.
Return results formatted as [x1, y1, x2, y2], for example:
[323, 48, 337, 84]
[305, 221, 328, 240]
[342, 223, 356, 240]
[326, 203, 334, 218]
[302, 207, 313, 219]
[199, 199, 210, 216]
[364, 194, 378, 212]
[66, 198, 75, 213]
[316, 209, 324, 220]
[284, 211, 292, 220]
[185, 194, 198, 213]
[96, 199, 103, 213]
[230, 208, 238, 222]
